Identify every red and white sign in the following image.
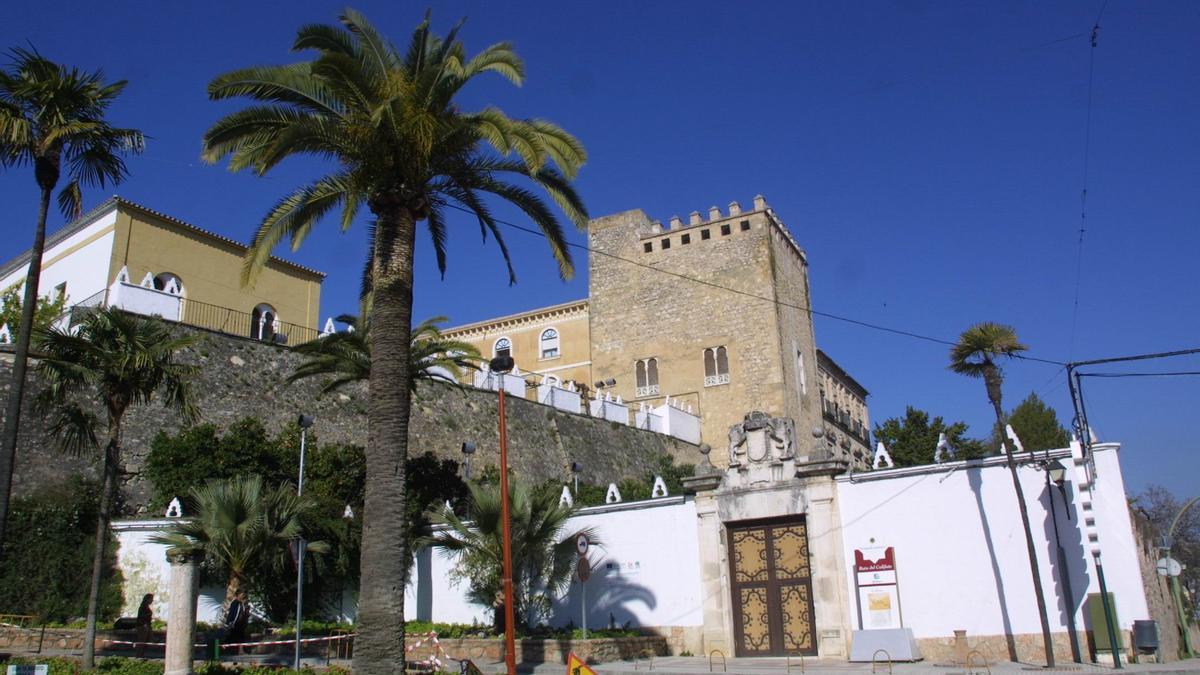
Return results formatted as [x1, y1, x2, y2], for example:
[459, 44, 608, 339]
[853, 547, 902, 630]
[855, 548, 898, 586]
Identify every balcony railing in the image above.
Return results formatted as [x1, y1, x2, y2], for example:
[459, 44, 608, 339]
[61, 288, 320, 345]
[704, 373, 730, 387]
[635, 384, 660, 398]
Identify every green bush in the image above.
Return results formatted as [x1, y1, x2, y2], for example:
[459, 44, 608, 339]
[0, 476, 123, 622]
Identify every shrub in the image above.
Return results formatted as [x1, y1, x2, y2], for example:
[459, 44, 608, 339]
[0, 477, 122, 622]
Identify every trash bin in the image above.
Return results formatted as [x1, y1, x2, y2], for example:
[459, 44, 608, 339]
[1133, 620, 1159, 663]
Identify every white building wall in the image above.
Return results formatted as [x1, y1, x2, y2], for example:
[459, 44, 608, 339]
[0, 210, 116, 307]
[408, 497, 705, 630]
[113, 521, 228, 625]
[835, 443, 1148, 643]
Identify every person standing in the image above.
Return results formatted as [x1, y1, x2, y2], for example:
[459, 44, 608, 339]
[225, 590, 249, 646]
[135, 594, 154, 658]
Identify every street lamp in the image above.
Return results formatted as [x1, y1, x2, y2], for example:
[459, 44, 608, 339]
[571, 461, 583, 495]
[294, 413, 314, 671]
[462, 442, 476, 480]
[490, 355, 518, 675]
[340, 504, 354, 624]
[593, 378, 616, 389]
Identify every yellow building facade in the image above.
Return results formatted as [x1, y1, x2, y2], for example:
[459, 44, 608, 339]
[0, 197, 324, 343]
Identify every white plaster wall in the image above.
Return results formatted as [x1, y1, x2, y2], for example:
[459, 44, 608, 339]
[408, 497, 704, 630]
[114, 521, 235, 625]
[109, 282, 183, 321]
[835, 444, 1148, 642]
[0, 211, 116, 306]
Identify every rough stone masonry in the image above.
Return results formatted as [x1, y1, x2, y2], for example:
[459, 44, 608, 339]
[0, 320, 701, 515]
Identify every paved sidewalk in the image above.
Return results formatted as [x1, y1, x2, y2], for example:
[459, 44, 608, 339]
[466, 656, 1200, 675]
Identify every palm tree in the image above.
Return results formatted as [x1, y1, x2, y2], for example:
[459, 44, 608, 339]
[949, 322, 1055, 667]
[0, 47, 145, 552]
[423, 481, 597, 630]
[34, 307, 197, 668]
[152, 475, 328, 605]
[289, 315, 481, 393]
[201, 10, 587, 670]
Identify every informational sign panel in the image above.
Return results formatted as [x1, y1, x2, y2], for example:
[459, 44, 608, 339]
[7, 666, 49, 675]
[854, 547, 903, 630]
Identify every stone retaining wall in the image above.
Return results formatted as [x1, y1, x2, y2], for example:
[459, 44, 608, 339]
[405, 635, 669, 664]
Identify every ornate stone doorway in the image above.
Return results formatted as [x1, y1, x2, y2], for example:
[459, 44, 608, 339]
[727, 516, 818, 656]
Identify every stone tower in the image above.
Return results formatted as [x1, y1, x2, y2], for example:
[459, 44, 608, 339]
[588, 196, 826, 467]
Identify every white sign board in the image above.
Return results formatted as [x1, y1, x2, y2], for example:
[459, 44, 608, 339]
[8, 666, 49, 675]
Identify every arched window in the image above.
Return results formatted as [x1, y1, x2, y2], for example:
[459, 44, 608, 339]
[540, 328, 560, 359]
[635, 357, 659, 397]
[251, 303, 277, 341]
[494, 337, 512, 359]
[704, 346, 730, 386]
[152, 272, 184, 296]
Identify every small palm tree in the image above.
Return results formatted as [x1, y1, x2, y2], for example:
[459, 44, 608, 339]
[0, 47, 144, 554]
[152, 476, 328, 605]
[424, 481, 597, 630]
[949, 322, 1055, 667]
[289, 315, 480, 393]
[33, 307, 196, 668]
[202, 11, 587, 668]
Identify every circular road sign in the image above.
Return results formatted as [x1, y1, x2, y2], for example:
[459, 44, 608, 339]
[577, 556, 591, 583]
[575, 533, 589, 556]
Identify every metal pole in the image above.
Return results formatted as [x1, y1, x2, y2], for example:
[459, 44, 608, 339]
[1047, 470, 1081, 663]
[1171, 575, 1193, 657]
[294, 426, 307, 671]
[498, 377, 517, 675]
[581, 580, 587, 639]
[1094, 552, 1123, 669]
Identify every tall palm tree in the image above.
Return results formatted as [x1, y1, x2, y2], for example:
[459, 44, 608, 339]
[949, 322, 1055, 667]
[423, 481, 597, 630]
[0, 47, 145, 552]
[289, 315, 481, 393]
[34, 307, 197, 668]
[152, 475, 328, 605]
[201, 10, 587, 670]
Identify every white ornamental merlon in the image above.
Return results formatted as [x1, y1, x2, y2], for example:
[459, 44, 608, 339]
[140, 272, 155, 288]
[934, 432, 953, 464]
[113, 266, 131, 286]
[559, 485, 574, 507]
[651, 475, 668, 498]
[615, 394, 623, 404]
[322, 317, 336, 335]
[605, 483, 622, 504]
[0, 324, 10, 344]
[163, 278, 181, 295]
[165, 497, 183, 518]
[873, 441, 894, 470]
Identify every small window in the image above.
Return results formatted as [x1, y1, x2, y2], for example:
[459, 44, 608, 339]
[494, 337, 512, 358]
[701, 229, 711, 240]
[704, 346, 730, 386]
[681, 234, 691, 245]
[251, 303, 277, 341]
[740, 220, 751, 231]
[635, 357, 659, 397]
[539, 328, 560, 359]
[661, 238, 671, 250]
[720, 224, 731, 236]
[644, 242, 653, 253]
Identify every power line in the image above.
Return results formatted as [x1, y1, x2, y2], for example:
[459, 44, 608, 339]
[1069, 347, 1200, 369]
[443, 202, 1066, 367]
[1068, 1, 1111, 359]
[1079, 371, 1200, 378]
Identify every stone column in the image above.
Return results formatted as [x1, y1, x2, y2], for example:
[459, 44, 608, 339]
[164, 551, 201, 675]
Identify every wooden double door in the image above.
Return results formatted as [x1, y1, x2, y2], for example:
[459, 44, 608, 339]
[727, 517, 818, 657]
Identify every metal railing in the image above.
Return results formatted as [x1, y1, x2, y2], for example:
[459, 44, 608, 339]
[57, 289, 320, 346]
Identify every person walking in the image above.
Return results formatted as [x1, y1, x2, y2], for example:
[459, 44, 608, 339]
[224, 590, 249, 647]
[135, 594, 154, 658]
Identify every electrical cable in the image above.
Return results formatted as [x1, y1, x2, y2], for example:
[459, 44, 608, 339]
[443, 202, 1067, 366]
[1078, 371, 1200, 379]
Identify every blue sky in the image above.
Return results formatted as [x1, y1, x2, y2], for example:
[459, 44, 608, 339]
[3, 1, 1197, 496]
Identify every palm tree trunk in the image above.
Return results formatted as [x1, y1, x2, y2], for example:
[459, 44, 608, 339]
[83, 427, 121, 669]
[993, 397, 1056, 667]
[354, 205, 417, 675]
[0, 185, 54, 552]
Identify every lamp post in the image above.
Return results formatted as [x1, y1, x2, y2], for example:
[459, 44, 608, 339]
[462, 442, 476, 480]
[294, 413, 314, 671]
[1044, 459, 1082, 663]
[491, 355, 518, 675]
[1164, 496, 1198, 657]
[340, 504, 354, 624]
[571, 461, 583, 495]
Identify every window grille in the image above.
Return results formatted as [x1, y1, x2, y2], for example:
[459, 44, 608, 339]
[635, 358, 660, 397]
